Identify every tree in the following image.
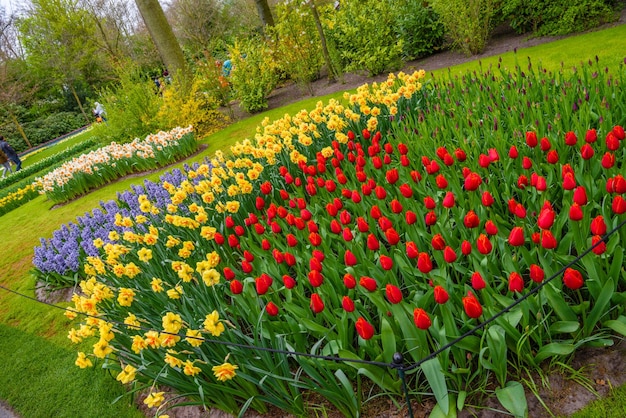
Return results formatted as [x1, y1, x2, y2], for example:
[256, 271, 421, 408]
[17, 0, 112, 123]
[254, 0, 274, 28]
[134, 0, 187, 79]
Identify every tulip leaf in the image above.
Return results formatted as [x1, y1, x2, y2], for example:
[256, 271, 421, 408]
[542, 282, 577, 322]
[495, 381, 528, 418]
[604, 316, 626, 337]
[549, 321, 580, 334]
[380, 317, 396, 364]
[338, 350, 401, 393]
[608, 246, 623, 280]
[421, 357, 449, 415]
[299, 317, 331, 335]
[428, 393, 457, 418]
[534, 342, 575, 363]
[584, 277, 614, 336]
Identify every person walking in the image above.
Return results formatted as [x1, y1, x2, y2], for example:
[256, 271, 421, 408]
[0, 148, 12, 178]
[0, 136, 21, 171]
[93, 102, 107, 122]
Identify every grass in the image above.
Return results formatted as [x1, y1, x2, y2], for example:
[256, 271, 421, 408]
[1, 23, 626, 417]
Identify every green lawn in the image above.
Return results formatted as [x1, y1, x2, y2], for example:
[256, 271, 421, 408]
[1, 23, 626, 417]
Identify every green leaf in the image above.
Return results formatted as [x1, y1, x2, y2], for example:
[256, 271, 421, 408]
[549, 321, 580, 334]
[380, 317, 396, 364]
[428, 393, 457, 418]
[299, 317, 331, 334]
[604, 316, 626, 337]
[421, 357, 449, 415]
[542, 282, 577, 322]
[584, 277, 614, 336]
[338, 350, 401, 393]
[534, 342, 575, 363]
[495, 381, 528, 418]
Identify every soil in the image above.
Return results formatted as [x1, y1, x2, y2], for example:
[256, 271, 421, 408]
[27, 11, 626, 418]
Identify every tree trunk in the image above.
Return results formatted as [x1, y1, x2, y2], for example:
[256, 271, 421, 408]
[70, 84, 91, 124]
[9, 110, 32, 149]
[308, 0, 336, 83]
[134, 0, 188, 79]
[254, 0, 274, 28]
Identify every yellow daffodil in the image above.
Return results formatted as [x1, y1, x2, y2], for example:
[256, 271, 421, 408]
[212, 362, 238, 382]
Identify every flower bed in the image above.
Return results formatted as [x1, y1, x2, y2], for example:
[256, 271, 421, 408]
[35, 126, 196, 204]
[34, 60, 626, 417]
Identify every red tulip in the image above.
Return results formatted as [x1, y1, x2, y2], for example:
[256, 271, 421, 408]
[230, 280, 243, 294]
[255, 274, 273, 295]
[406, 241, 419, 259]
[508, 272, 524, 293]
[535, 175, 547, 191]
[413, 308, 432, 330]
[223, 267, 235, 281]
[424, 196, 436, 209]
[425, 211, 437, 226]
[386, 168, 399, 184]
[406, 210, 418, 225]
[591, 235, 606, 255]
[228, 234, 239, 248]
[485, 220, 498, 235]
[308, 270, 324, 287]
[378, 216, 392, 231]
[442, 191, 455, 208]
[526, 131, 538, 147]
[359, 276, 378, 292]
[464, 210, 480, 228]
[569, 203, 583, 221]
[356, 217, 369, 233]
[541, 230, 558, 249]
[380, 255, 393, 270]
[614, 175, 626, 193]
[398, 143, 408, 154]
[522, 156, 533, 170]
[601, 152, 615, 169]
[431, 234, 446, 250]
[540, 137, 551, 151]
[455, 148, 467, 161]
[513, 203, 527, 218]
[342, 296, 355, 312]
[613, 125, 626, 140]
[488, 148, 500, 162]
[435, 174, 448, 189]
[590, 215, 607, 235]
[385, 228, 400, 245]
[433, 285, 449, 304]
[344, 250, 357, 266]
[385, 284, 403, 304]
[443, 246, 457, 263]
[606, 131, 620, 151]
[508, 226, 525, 246]
[471, 272, 486, 290]
[365, 233, 379, 251]
[342, 228, 354, 242]
[537, 207, 555, 229]
[417, 252, 433, 273]
[481, 191, 494, 207]
[563, 268, 584, 290]
[370, 205, 382, 219]
[312, 249, 325, 262]
[390, 199, 403, 214]
[242, 259, 253, 273]
[580, 143, 595, 159]
[463, 291, 483, 318]
[340, 210, 352, 225]
[478, 154, 491, 168]
[584, 129, 597, 143]
[517, 175, 528, 189]
[508, 145, 519, 158]
[464, 172, 482, 191]
[546, 150, 559, 164]
[476, 234, 492, 254]
[573, 186, 588, 206]
[565, 131, 578, 146]
[527, 264, 544, 283]
[310, 293, 325, 313]
[374, 186, 387, 200]
[461, 240, 472, 255]
[309, 232, 322, 247]
[355, 317, 374, 340]
[343, 273, 356, 289]
[266, 302, 279, 316]
[399, 183, 413, 198]
[283, 275, 296, 289]
[612, 195, 626, 214]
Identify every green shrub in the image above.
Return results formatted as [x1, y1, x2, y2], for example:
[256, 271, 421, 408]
[501, 0, 618, 35]
[323, 0, 404, 76]
[268, 2, 324, 94]
[228, 37, 279, 113]
[430, 0, 497, 56]
[393, 0, 446, 60]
